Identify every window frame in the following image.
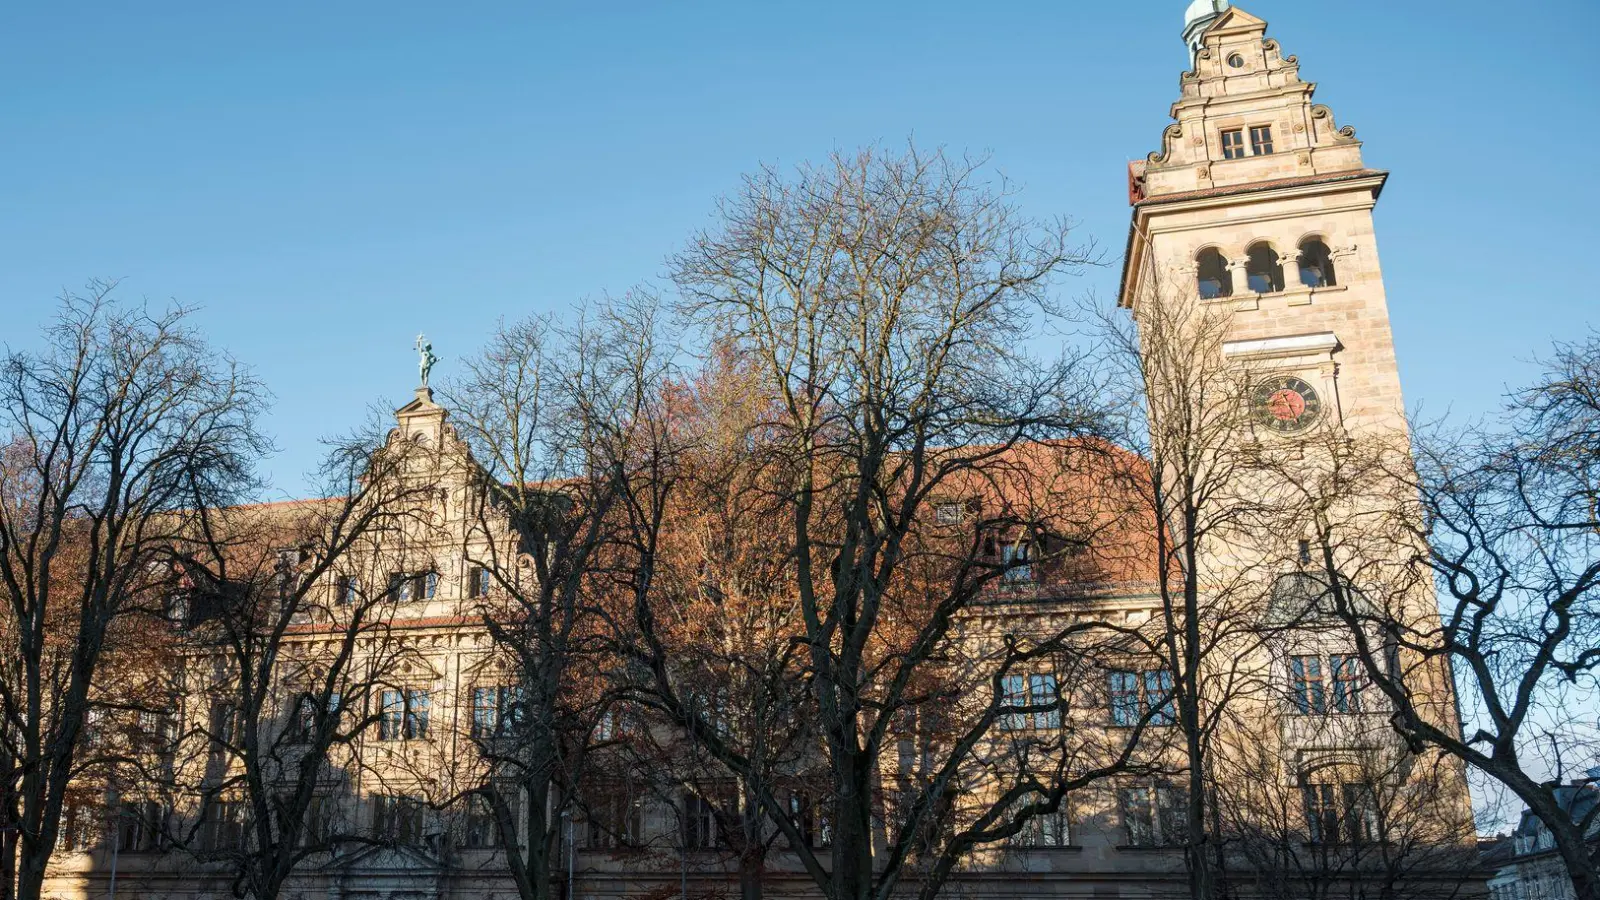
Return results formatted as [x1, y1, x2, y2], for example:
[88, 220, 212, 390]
[1221, 128, 1247, 160]
[1117, 781, 1187, 847]
[1302, 780, 1380, 845]
[1250, 124, 1275, 155]
[1001, 541, 1033, 584]
[1108, 669, 1176, 727]
[379, 688, 430, 742]
[373, 794, 426, 846]
[1009, 800, 1072, 849]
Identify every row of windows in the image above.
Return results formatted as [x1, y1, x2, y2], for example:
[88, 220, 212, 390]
[61, 777, 1380, 856]
[333, 565, 495, 606]
[1290, 653, 1364, 715]
[998, 669, 1176, 732]
[1220, 124, 1274, 160]
[1195, 237, 1339, 299]
[208, 682, 527, 750]
[998, 659, 1365, 733]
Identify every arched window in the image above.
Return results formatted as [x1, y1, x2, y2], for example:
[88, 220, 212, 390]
[1297, 237, 1337, 288]
[1195, 248, 1232, 299]
[1245, 242, 1284, 293]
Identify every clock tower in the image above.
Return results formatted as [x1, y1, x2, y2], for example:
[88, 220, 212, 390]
[1120, 3, 1406, 443]
[1119, 7, 1482, 878]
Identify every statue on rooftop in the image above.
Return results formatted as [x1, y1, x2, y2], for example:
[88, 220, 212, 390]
[415, 333, 440, 387]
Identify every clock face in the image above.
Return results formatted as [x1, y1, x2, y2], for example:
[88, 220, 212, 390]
[1253, 376, 1323, 433]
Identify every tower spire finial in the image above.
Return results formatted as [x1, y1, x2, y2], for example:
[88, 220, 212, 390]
[1182, 0, 1230, 65]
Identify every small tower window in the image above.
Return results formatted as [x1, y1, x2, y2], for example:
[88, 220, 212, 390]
[1250, 125, 1275, 155]
[1221, 129, 1246, 160]
[1245, 242, 1285, 293]
[1195, 248, 1233, 300]
[1297, 238, 1337, 288]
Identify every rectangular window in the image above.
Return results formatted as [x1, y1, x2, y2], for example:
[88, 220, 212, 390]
[388, 572, 409, 602]
[1118, 782, 1187, 847]
[471, 685, 524, 740]
[1303, 782, 1378, 845]
[373, 795, 424, 845]
[203, 800, 246, 851]
[115, 801, 164, 852]
[1109, 671, 1141, 726]
[335, 575, 357, 606]
[787, 793, 818, 847]
[682, 791, 727, 850]
[380, 690, 403, 741]
[1000, 674, 1028, 731]
[300, 795, 330, 848]
[291, 692, 340, 744]
[1250, 124, 1274, 155]
[584, 783, 642, 849]
[405, 689, 429, 739]
[463, 794, 504, 849]
[471, 688, 497, 740]
[1291, 656, 1327, 714]
[1330, 654, 1363, 713]
[1011, 802, 1071, 848]
[934, 502, 965, 525]
[1144, 670, 1176, 726]
[58, 802, 101, 852]
[209, 700, 237, 748]
[468, 565, 490, 599]
[1221, 128, 1247, 160]
[1108, 669, 1176, 726]
[1029, 673, 1061, 729]
[379, 689, 428, 741]
[1001, 542, 1033, 584]
[421, 571, 438, 599]
[997, 674, 1062, 731]
[293, 695, 317, 744]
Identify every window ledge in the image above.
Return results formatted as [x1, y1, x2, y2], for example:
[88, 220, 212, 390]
[1201, 284, 1348, 310]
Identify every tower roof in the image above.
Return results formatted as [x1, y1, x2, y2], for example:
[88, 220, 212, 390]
[1183, 0, 1230, 64]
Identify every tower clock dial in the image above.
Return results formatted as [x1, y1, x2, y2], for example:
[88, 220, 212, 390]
[1253, 375, 1323, 433]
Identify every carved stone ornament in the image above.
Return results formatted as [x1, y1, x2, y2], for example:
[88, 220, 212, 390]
[1148, 122, 1185, 165]
[1311, 104, 1359, 141]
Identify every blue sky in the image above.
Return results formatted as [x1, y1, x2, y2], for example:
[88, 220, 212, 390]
[2, 0, 1595, 496]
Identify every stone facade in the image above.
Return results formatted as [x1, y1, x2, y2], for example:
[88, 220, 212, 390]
[40, 6, 1485, 900]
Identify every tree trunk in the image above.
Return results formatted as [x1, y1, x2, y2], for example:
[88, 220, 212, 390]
[831, 749, 874, 900]
[1540, 806, 1600, 900]
[14, 844, 46, 900]
[738, 854, 764, 900]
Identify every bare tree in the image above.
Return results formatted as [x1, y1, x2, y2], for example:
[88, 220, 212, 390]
[157, 425, 441, 900]
[1101, 250, 1289, 900]
[1292, 334, 1600, 900]
[622, 143, 1167, 900]
[441, 295, 680, 900]
[0, 284, 268, 900]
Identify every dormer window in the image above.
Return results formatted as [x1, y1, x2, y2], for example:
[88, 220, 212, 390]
[1001, 542, 1033, 584]
[1221, 129, 1247, 160]
[1250, 125, 1274, 155]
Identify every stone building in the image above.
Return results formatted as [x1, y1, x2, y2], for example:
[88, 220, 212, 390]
[1486, 776, 1600, 900]
[41, 4, 1485, 900]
